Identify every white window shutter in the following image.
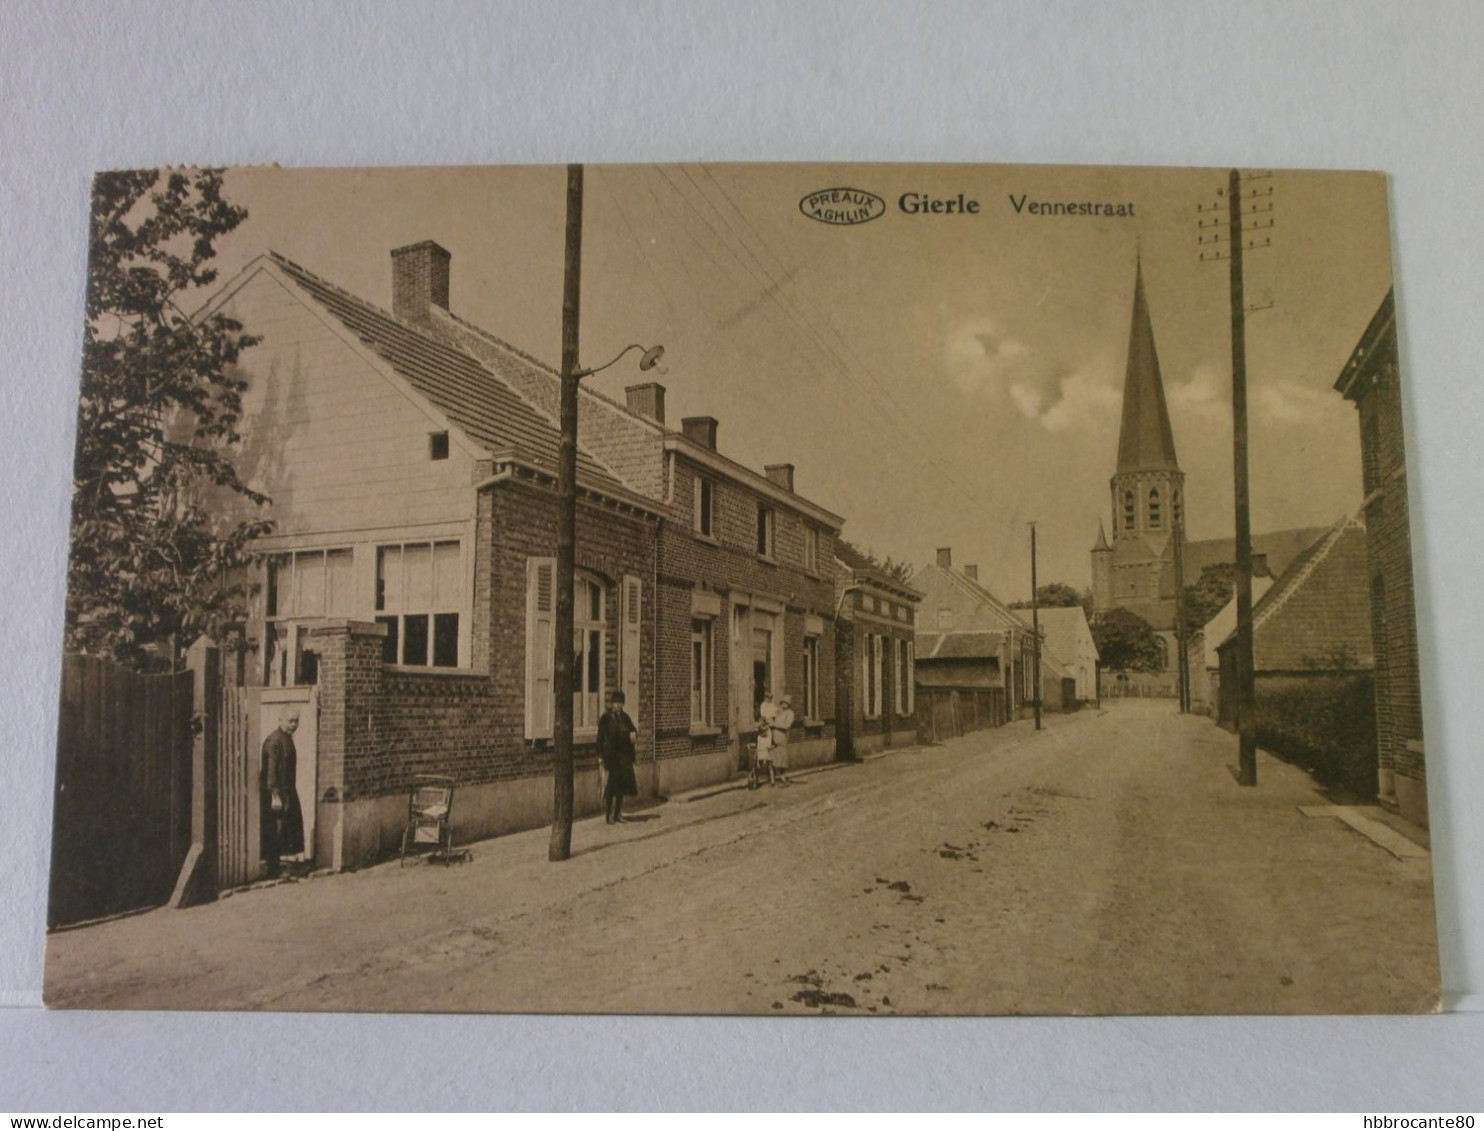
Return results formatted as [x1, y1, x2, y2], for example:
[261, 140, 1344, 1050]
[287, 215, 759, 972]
[621, 575, 642, 713]
[526, 557, 556, 740]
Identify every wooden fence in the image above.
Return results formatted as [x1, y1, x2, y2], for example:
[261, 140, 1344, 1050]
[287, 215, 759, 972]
[916, 686, 1008, 745]
[49, 654, 194, 928]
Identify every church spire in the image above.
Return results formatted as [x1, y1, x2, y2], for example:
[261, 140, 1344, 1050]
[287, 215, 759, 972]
[1116, 259, 1180, 473]
[1092, 521, 1110, 552]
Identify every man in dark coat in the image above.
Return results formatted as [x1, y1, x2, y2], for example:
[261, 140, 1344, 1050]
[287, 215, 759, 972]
[259, 710, 305, 878]
[598, 691, 638, 824]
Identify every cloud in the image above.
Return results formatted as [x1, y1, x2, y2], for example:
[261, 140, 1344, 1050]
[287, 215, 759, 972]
[1254, 379, 1340, 425]
[947, 318, 1113, 431]
[1167, 363, 1229, 422]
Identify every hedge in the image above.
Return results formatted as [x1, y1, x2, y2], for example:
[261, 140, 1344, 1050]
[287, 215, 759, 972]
[1252, 673, 1378, 801]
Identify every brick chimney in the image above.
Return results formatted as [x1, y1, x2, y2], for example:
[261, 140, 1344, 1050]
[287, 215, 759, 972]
[936, 547, 952, 569]
[625, 382, 666, 424]
[765, 463, 795, 492]
[681, 416, 718, 450]
[964, 564, 979, 581]
[391, 241, 451, 322]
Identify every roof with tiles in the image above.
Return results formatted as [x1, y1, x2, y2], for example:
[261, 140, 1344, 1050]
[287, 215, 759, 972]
[1216, 513, 1374, 671]
[267, 252, 630, 496]
[1035, 605, 1100, 668]
[916, 631, 1007, 661]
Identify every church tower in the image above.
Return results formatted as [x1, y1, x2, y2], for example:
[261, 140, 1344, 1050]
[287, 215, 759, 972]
[1092, 260, 1185, 631]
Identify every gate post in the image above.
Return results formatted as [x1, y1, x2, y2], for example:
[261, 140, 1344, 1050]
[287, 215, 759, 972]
[171, 639, 220, 908]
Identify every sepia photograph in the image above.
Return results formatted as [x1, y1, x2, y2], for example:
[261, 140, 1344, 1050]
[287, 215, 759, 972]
[42, 161, 1439, 1016]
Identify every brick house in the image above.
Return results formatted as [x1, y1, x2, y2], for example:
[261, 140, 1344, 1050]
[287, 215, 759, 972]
[1335, 289, 1429, 826]
[833, 543, 922, 760]
[911, 549, 1037, 724]
[421, 273, 845, 794]
[203, 241, 849, 867]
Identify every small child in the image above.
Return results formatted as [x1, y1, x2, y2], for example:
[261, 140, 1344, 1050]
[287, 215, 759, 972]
[750, 716, 775, 788]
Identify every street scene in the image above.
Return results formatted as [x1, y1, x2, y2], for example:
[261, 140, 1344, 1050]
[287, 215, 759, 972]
[46, 162, 1439, 1015]
[46, 701, 1437, 1015]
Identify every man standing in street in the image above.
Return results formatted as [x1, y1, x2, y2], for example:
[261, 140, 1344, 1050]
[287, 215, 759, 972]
[259, 709, 304, 878]
[598, 690, 638, 824]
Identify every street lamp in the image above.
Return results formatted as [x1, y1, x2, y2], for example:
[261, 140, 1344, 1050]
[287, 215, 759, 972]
[549, 162, 668, 863]
[574, 343, 665, 380]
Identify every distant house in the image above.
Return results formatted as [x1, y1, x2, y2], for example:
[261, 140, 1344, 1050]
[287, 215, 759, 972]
[833, 544, 922, 760]
[1189, 575, 1275, 719]
[1036, 606, 1101, 705]
[911, 548, 1038, 736]
[1335, 288, 1428, 826]
[200, 240, 842, 872]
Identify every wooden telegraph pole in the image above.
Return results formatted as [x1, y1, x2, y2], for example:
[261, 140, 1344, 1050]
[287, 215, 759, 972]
[1198, 169, 1273, 786]
[1226, 169, 1259, 785]
[550, 163, 584, 861]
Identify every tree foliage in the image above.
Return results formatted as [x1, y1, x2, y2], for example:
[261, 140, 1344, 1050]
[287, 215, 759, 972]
[67, 168, 271, 669]
[838, 538, 915, 585]
[1181, 563, 1236, 639]
[1010, 582, 1090, 611]
[1089, 607, 1164, 673]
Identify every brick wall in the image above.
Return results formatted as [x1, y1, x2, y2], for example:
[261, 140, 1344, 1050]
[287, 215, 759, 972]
[1357, 351, 1425, 793]
[311, 476, 657, 806]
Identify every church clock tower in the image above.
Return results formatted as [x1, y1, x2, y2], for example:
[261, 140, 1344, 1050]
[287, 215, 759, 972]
[1092, 260, 1184, 632]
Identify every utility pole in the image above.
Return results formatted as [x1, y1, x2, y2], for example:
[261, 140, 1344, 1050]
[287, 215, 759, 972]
[1227, 169, 1257, 786]
[1030, 521, 1042, 731]
[550, 163, 584, 861]
[1198, 169, 1273, 786]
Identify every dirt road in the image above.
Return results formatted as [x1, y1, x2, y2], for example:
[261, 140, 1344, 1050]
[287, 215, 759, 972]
[45, 700, 1440, 1015]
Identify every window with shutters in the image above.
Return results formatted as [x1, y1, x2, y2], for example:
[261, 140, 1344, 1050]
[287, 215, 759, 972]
[896, 637, 913, 716]
[264, 547, 356, 686]
[802, 633, 820, 720]
[573, 573, 606, 735]
[691, 617, 713, 726]
[1148, 487, 1162, 529]
[1123, 490, 1136, 530]
[621, 575, 642, 717]
[375, 541, 464, 668]
[525, 557, 556, 740]
[864, 632, 883, 719]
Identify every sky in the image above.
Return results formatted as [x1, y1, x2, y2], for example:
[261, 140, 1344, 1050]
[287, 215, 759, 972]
[205, 163, 1393, 598]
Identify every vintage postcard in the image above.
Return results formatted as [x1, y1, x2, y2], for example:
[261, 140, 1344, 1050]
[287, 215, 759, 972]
[44, 163, 1439, 1014]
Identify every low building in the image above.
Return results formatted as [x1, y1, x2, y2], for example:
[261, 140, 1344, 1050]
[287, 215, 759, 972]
[833, 544, 922, 759]
[1215, 515, 1376, 796]
[1036, 606, 1101, 705]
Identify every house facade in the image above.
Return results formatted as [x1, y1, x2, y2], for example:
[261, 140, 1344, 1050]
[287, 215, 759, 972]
[911, 549, 1035, 726]
[1335, 289, 1429, 826]
[429, 285, 844, 795]
[203, 240, 841, 870]
[833, 544, 921, 760]
[1036, 606, 1100, 705]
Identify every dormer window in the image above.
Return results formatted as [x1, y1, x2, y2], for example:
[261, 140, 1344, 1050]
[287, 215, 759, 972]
[429, 431, 450, 461]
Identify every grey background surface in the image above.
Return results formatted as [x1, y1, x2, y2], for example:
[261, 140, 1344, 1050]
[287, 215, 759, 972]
[3, 0, 1482, 1111]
